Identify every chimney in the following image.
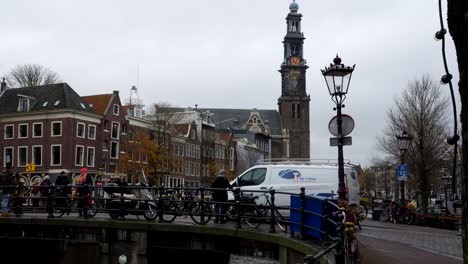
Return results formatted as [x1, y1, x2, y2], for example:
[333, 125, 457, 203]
[1, 78, 7, 93]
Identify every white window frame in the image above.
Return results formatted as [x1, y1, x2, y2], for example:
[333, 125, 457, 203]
[32, 122, 43, 138]
[111, 122, 120, 139]
[51, 144, 62, 166]
[76, 122, 85, 138]
[110, 141, 119, 159]
[87, 147, 95, 167]
[18, 123, 28, 139]
[113, 104, 120, 115]
[32, 145, 43, 166]
[3, 147, 14, 168]
[17, 146, 28, 167]
[4, 125, 14, 139]
[88, 124, 96, 140]
[51, 121, 62, 137]
[75, 145, 84, 166]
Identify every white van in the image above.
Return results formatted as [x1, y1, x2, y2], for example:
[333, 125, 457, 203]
[228, 163, 361, 207]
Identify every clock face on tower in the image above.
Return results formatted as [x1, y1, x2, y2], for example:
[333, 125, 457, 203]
[290, 56, 300, 65]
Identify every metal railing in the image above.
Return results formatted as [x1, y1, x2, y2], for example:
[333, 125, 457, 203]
[0, 183, 344, 263]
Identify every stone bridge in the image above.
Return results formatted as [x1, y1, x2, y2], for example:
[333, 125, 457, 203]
[0, 215, 331, 264]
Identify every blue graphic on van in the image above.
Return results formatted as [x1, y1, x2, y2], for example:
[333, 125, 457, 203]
[278, 170, 317, 181]
[279, 169, 300, 179]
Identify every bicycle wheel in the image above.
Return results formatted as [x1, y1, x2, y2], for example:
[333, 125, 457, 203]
[51, 200, 65, 218]
[245, 206, 262, 229]
[379, 209, 389, 222]
[86, 201, 98, 218]
[274, 210, 288, 232]
[359, 204, 368, 220]
[159, 200, 178, 223]
[190, 203, 212, 225]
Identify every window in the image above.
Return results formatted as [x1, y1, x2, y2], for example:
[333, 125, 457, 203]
[292, 103, 301, 119]
[33, 123, 43, 138]
[18, 98, 29, 112]
[54, 100, 60, 106]
[75, 145, 84, 166]
[191, 130, 195, 140]
[32, 146, 42, 166]
[229, 147, 235, 171]
[42, 102, 48, 107]
[87, 147, 95, 167]
[103, 140, 109, 151]
[128, 130, 133, 141]
[111, 122, 120, 139]
[88, 125, 96, 139]
[190, 162, 195, 176]
[19, 124, 28, 138]
[121, 124, 127, 134]
[195, 163, 200, 176]
[185, 143, 190, 156]
[110, 142, 119, 159]
[77, 123, 85, 138]
[4, 148, 13, 168]
[191, 144, 195, 158]
[143, 154, 148, 163]
[239, 168, 267, 187]
[18, 146, 27, 167]
[80, 103, 86, 109]
[185, 162, 190, 176]
[104, 120, 109, 131]
[4, 125, 13, 139]
[113, 104, 120, 115]
[51, 121, 62, 136]
[51, 145, 61, 166]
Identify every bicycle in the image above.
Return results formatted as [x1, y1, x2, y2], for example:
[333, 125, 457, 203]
[158, 187, 212, 225]
[226, 191, 263, 229]
[256, 192, 288, 232]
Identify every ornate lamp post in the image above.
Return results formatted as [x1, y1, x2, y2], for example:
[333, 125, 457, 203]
[396, 131, 412, 204]
[321, 55, 355, 201]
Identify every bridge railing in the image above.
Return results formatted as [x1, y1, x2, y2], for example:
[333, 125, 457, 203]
[0, 183, 344, 258]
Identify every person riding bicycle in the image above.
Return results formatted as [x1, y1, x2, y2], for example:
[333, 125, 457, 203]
[55, 171, 71, 196]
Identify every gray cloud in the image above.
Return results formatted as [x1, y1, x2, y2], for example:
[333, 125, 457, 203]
[0, 0, 460, 167]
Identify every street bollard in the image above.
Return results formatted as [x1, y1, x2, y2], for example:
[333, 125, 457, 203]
[234, 188, 242, 229]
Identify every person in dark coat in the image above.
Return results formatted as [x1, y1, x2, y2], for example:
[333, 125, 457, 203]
[40, 175, 52, 207]
[77, 168, 93, 218]
[211, 169, 232, 223]
[55, 171, 70, 195]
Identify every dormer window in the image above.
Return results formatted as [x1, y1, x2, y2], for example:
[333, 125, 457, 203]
[18, 98, 29, 112]
[113, 104, 120, 115]
[54, 100, 60, 106]
[42, 102, 48, 107]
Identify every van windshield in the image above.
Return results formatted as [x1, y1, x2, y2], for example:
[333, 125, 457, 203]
[239, 168, 267, 186]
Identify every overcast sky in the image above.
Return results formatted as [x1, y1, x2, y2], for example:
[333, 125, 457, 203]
[0, 0, 460, 167]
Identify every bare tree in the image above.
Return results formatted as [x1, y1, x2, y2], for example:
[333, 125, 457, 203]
[7, 64, 61, 88]
[378, 76, 451, 212]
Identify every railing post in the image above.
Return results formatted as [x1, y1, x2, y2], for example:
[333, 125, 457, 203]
[300, 187, 306, 238]
[322, 199, 328, 240]
[200, 187, 205, 224]
[47, 186, 54, 218]
[234, 188, 241, 229]
[118, 185, 125, 220]
[269, 189, 276, 233]
[158, 186, 164, 223]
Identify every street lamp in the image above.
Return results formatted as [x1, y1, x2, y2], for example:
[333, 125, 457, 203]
[396, 131, 412, 204]
[321, 55, 355, 201]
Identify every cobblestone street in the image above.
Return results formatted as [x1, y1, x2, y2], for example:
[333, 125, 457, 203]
[358, 220, 462, 263]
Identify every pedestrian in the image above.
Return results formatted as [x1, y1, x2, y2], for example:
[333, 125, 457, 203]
[14, 174, 26, 216]
[0, 169, 14, 217]
[40, 175, 52, 207]
[77, 168, 92, 218]
[211, 169, 232, 224]
[55, 171, 70, 195]
[30, 177, 42, 210]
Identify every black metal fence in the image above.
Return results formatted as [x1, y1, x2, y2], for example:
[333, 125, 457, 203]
[0, 183, 344, 263]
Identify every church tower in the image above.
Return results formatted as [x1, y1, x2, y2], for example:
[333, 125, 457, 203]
[278, 0, 310, 159]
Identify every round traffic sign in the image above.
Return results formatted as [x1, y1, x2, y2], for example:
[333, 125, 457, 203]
[328, 114, 355, 137]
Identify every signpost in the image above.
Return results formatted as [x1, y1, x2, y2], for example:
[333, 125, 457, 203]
[26, 163, 36, 172]
[397, 164, 408, 181]
[330, 137, 352, 147]
[328, 114, 355, 137]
